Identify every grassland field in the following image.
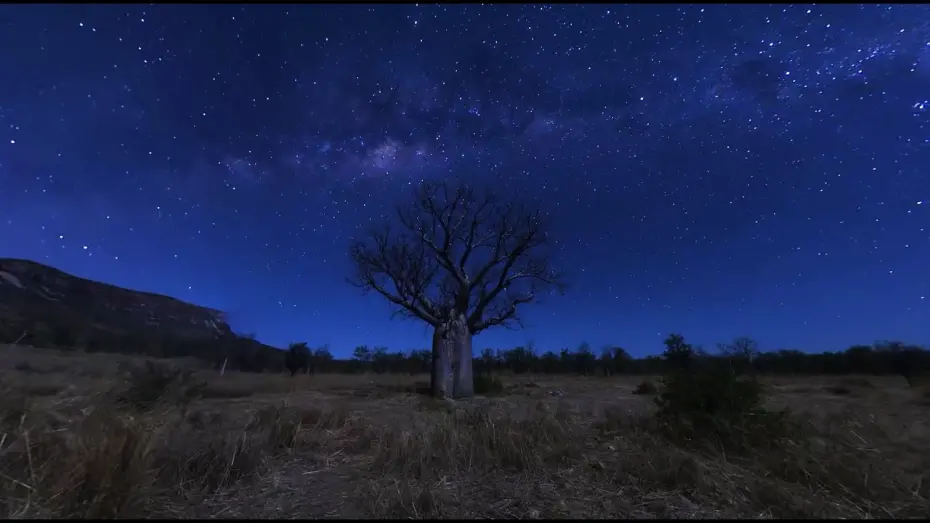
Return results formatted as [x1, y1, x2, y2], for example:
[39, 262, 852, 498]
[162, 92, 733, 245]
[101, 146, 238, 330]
[1, 345, 928, 519]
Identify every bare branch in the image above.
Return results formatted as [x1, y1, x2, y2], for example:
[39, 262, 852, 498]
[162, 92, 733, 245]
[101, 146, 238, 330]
[468, 211, 565, 333]
[348, 224, 442, 326]
[348, 180, 566, 334]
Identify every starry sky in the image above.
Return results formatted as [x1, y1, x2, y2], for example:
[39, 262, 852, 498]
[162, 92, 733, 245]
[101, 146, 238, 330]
[2, 4, 928, 357]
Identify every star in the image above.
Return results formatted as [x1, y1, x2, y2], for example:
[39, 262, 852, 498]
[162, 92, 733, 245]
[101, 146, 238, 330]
[0, 3, 927, 353]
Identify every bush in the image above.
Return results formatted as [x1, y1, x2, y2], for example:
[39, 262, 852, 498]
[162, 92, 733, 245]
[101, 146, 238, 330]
[633, 380, 657, 395]
[654, 368, 791, 451]
[838, 377, 873, 388]
[473, 374, 504, 395]
[117, 361, 205, 412]
[825, 385, 851, 395]
[285, 342, 310, 376]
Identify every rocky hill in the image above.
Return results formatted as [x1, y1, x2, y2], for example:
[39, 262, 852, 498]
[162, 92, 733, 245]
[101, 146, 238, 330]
[0, 259, 281, 370]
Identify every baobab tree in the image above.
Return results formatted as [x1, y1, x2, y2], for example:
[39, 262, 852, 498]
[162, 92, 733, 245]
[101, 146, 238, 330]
[348, 181, 565, 399]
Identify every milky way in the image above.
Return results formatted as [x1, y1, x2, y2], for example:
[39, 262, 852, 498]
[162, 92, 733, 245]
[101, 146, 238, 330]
[1, 4, 928, 355]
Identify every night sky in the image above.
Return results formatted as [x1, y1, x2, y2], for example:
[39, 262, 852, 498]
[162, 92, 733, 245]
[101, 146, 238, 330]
[2, 4, 928, 357]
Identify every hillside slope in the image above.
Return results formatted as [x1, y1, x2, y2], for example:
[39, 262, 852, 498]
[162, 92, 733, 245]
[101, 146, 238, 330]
[0, 258, 280, 370]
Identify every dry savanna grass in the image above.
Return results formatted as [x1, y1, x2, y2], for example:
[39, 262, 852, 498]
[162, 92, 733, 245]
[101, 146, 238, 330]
[0, 345, 928, 519]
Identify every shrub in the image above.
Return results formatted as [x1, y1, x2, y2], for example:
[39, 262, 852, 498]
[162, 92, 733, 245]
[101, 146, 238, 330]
[285, 342, 311, 376]
[116, 361, 205, 412]
[838, 377, 873, 388]
[14, 361, 36, 373]
[825, 385, 851, 395]
[633, 380, 657, 395]
[473, 374, 504, 395]
[654, 367, 791, 451]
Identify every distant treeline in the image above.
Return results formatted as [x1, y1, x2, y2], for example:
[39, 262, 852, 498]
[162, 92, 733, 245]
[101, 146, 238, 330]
[282, 337, 929, 383]
[3, 320, 927, 380]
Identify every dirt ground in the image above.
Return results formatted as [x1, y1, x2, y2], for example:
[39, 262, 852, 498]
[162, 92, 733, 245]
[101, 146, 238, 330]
[1, 346, 928, 518]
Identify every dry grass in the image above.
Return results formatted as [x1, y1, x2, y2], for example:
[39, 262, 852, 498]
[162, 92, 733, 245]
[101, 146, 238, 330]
[0, 345, 928, 518]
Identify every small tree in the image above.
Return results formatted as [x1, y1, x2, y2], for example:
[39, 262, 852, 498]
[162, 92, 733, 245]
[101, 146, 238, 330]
[877, 340, 925, 387]
[718, 336, 760, 377]
[285, 342, 310, 376]
[601, 346, 632, 376]
[662, 333, 694, 372]
[371, 346, 390, 373]
[477, 348, 496, 376]
[352, 345, 372, 372]
[348, 181, 565, 398]
[654, 333, 785, 451]
[311, 346, 334, 374]
[407, 349, 432, 374]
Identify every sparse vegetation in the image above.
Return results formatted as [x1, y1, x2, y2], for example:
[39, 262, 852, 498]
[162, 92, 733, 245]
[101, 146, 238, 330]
[633, 380, 657, 395]
[826, 385, 852, 395]
[2, 310, 929, 518]
[115, 360, 206, 412]
[472, 374, 504, 395]
[655, 348, 791, 452]
[285, 342, 311, 376]
[0, 341, 928, 518]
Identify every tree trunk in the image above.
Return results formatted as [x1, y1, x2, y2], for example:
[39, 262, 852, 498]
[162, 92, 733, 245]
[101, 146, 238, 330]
[451, 313, 474, 398]
[431, 323, 453, 398]
[430, 312, 474, 399]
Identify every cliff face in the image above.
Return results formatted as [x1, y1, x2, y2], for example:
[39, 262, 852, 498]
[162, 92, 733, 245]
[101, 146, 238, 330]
[0, 258, 234, 343]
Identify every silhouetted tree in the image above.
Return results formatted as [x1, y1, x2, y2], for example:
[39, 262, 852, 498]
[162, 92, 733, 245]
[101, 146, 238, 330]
[370, 346, 391, 373]
[844, 344, 875, 374]
[875, 340, 927, 386]
[285, 342, 311, 376]
[573, 341, 596, 375]
[601, 346, 632, 375]
[476, 348, 496, 376]
[537, 350, 557, 374]
[718, 336, 760, 377]
[407, 349, 432, 374]
[662, 333, 694, 372]
[503, 346, 536, 374]
[310, 346, 334, 374]
[348, 180, 566, 398]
